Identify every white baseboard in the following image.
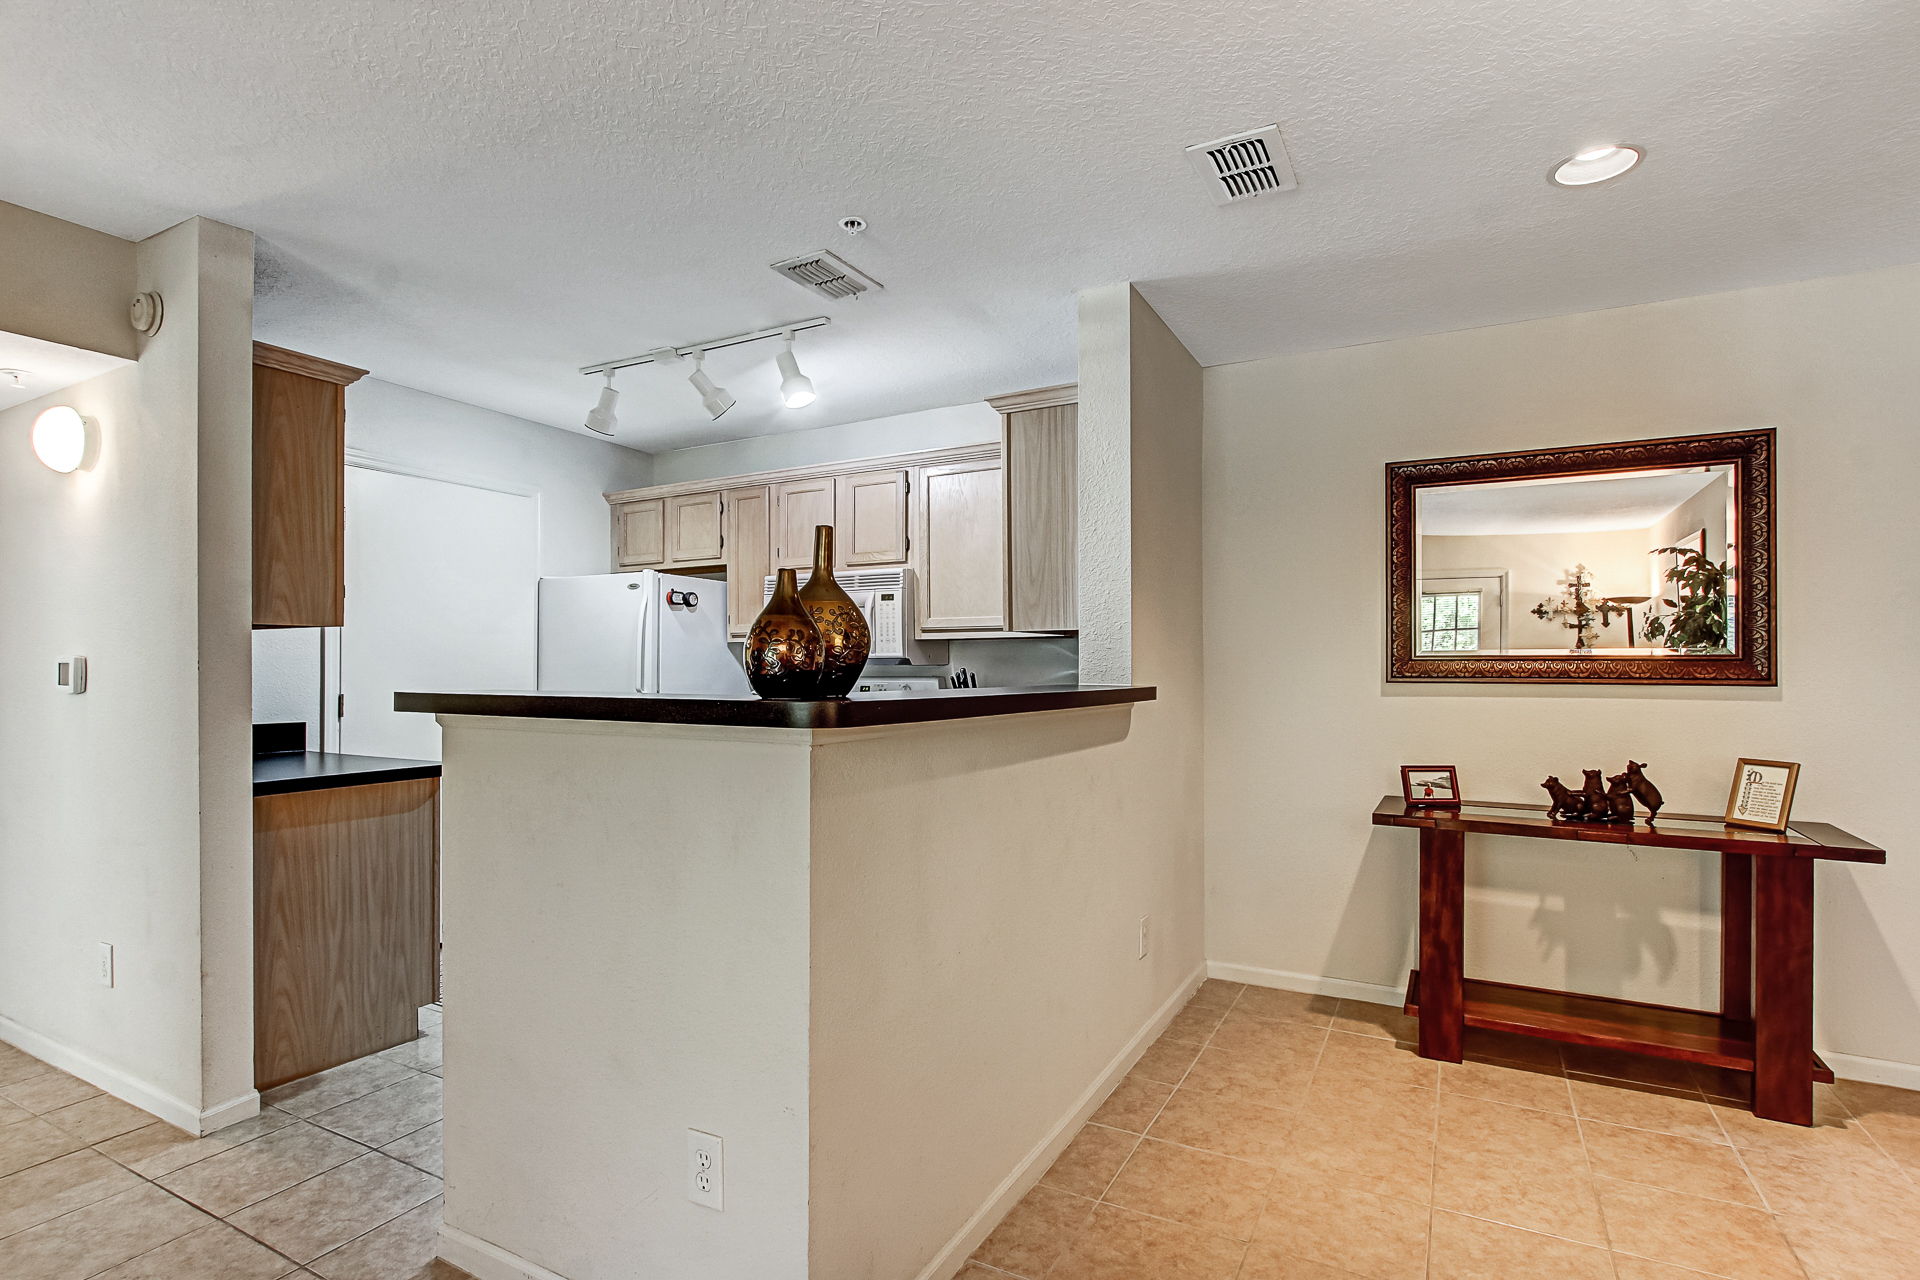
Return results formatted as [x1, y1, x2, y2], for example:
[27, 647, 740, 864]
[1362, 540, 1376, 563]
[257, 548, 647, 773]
[438, 1224, 574, 1280]
[1208, 962, 1920, 1091]
[912, 961, 1209, 1280]
[0, 1014, 257, 1136]
[1206, 961, 1406, 1008]
[1821, 1051, 1920, 1092]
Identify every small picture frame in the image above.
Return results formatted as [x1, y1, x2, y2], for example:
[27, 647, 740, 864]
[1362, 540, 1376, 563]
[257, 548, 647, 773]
[1401, 765, 1462, 808]
[1724, 758, 1800, 831]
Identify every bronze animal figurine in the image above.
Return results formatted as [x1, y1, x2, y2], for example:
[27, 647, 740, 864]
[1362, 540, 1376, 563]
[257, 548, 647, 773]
[1625, 760, 1663, 822]
[1541, 776, 1575, 819]
[1605, 772, 1637, 822]
[1579, 769, 1607, 816]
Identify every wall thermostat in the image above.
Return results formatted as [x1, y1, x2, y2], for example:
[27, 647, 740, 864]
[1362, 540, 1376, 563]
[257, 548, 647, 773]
[57, 656, 88, 694]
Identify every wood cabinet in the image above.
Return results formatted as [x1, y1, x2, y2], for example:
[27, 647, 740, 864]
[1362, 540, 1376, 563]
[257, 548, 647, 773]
[773, 476, 837, 568]
[995, 388, 1079, 631]
[916, 459, 1007, 631]
[723, 485, 773, 637]
[835, 469, 911, 566]
[614, 497, 667, 568]
[252, 343, 366, 628]
[254, 778, 438, 1089]
[664, 491, 725, 567]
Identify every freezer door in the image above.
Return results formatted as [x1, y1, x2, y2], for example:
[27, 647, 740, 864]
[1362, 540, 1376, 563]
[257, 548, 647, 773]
[537, 574, 649, 692]
[647, 573, 752, 696]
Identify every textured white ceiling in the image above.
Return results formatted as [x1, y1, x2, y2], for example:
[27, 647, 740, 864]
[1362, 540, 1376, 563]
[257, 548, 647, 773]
[4, 2, 1917, 451]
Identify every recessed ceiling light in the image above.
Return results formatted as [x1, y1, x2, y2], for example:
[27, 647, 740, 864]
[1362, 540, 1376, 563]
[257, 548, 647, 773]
[1550, 144, 1642, 187]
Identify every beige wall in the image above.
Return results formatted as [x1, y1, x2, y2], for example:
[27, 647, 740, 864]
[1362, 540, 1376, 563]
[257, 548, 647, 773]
[0, 199, 138, 359]
[1202, 263, 1920, 1082]
[0, 215, 256, 1131]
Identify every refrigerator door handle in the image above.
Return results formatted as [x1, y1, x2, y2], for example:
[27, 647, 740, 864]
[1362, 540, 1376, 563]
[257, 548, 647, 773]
[635, 575, 657, 694]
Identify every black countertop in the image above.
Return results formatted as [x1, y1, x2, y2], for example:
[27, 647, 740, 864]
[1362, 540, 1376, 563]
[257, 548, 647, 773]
[393, 684, 1155, 730]
[253, 752, 443, 797]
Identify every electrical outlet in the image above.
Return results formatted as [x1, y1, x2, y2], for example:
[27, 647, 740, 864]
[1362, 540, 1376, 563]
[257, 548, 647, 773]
[687, 1129, 723, 1210]
[96, 942, 115, 988]
[1137, 915, 1150, 960]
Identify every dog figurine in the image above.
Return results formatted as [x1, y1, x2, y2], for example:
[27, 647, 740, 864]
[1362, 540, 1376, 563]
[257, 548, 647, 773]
[1625, 761, 1663, 822]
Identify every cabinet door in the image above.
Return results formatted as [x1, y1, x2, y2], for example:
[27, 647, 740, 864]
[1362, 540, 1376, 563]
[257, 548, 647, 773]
[1006, 403, 1077, 630]
[835, 469, 910, 566]
[614, 498, 666, 568]
[664, 491, 725, 566]
[773, 477, 836, 569]
[915, 460, 1006, 631]
[724, 485, 773, 637]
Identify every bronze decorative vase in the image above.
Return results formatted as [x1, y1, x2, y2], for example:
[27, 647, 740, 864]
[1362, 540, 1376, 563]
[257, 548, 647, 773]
[797, 525, 871, 699]
[743, 568, 824, 698]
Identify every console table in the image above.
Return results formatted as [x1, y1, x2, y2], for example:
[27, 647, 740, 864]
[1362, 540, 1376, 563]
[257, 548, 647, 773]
[1372, 797, 1886, 1125]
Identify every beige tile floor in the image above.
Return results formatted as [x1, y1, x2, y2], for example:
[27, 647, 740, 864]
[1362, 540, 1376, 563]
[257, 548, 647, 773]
[958, 980, 1920, 1280]
[0, 1006, 465, 1280]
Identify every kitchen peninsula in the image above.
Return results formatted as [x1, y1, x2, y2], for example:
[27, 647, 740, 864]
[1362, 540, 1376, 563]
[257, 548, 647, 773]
[395, 684, 1158, 1280]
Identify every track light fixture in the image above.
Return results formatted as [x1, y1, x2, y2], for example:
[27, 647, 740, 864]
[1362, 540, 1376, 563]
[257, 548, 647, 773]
[579, 316, 829, 429]
[584, 370, 619, 436]
[776, 331, 816, 409]
[687, 352, 735, 420]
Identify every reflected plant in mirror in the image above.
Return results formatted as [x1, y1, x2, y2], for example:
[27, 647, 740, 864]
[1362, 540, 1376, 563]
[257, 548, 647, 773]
[1386, 430, 1774, 684]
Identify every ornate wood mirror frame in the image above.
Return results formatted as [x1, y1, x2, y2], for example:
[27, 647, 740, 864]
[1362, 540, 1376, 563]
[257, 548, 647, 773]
[1386, 429, 1775, 685]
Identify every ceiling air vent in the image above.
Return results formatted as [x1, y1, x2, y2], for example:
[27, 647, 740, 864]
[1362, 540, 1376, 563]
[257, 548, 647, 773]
[1184, 125, 1297, 206]
[770, 250, 884, 301]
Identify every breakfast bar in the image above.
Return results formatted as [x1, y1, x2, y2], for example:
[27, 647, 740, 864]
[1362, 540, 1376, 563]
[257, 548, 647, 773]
[1373, 797, 1888, 1125]
[396, 685, 1156, 1280]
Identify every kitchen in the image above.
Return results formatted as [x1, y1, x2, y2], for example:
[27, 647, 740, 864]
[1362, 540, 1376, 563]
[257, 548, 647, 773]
[247, 338, 1086, 1090]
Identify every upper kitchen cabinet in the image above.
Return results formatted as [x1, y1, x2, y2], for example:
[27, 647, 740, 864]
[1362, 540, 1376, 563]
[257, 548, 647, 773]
[613, 497, 667, 568]
[773, 476, 836, 568]
[252, 343, 367, 628]
[915, 457, 1007, 632]
[835, 468, 911, 567]
[991, 385, 1078, 632]
[723, 485, 773, 637]
[664, 490, 725, 567]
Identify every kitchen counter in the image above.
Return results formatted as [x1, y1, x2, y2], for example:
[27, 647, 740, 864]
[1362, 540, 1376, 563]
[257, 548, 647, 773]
[252, 751, 442, 796]
[393, 683, 1154, 729]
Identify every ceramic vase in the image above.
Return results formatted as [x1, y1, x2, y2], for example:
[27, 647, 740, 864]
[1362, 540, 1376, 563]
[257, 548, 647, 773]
[743, 567, 824, 698]
[797, 525, 871, 699]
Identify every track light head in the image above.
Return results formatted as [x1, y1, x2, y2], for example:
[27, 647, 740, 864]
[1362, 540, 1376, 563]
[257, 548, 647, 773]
[687, 353, 735, 420]
[585, 371, 619, 436]
[776, 333, 816, 409]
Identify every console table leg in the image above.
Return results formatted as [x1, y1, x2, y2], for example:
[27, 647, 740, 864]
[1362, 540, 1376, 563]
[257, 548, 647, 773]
[1753, 858, 1815, 1125]
[1721, 853, 1753, 1020]
[1417, 826, 1465, 1063]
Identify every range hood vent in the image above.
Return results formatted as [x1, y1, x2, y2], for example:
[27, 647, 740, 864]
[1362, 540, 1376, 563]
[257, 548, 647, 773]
[770, 250, 884, 301]
[1184, 125, 1298, 205]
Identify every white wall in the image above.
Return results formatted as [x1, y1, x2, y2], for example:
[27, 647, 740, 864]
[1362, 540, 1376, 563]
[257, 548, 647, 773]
[647, 402, 999, 484]
[0, 215, 258, 1131]
[0, 199, 138, 360]
[1201, 263, 1920, 1081]
[254, 379, 655, 741]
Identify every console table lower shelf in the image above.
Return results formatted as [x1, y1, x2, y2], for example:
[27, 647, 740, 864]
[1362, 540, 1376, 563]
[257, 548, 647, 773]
[1403, 969, 1834, 1084]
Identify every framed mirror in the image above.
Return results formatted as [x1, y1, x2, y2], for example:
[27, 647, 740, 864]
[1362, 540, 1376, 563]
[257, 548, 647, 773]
[1386, 430, 1774, 684]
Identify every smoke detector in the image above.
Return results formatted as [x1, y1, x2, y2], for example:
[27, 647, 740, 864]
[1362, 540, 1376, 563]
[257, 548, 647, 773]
[1184, 125, 1297, 206]
[770, 250, 884, 301]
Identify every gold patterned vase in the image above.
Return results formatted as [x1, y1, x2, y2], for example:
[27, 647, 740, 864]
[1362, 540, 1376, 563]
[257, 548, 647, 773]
[743, 568, 824, 698]
[797, 525, 871, 699]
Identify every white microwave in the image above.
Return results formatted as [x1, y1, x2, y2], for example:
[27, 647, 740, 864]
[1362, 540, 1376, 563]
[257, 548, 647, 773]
[763, 567, 946, 664]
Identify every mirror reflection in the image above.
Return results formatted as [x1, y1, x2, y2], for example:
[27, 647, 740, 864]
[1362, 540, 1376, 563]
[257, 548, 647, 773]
[1414, 465, 1735, 658]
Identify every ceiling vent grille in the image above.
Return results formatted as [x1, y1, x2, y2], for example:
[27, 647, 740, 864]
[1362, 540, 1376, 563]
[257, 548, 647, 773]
[1184, 125, 1298, 206]
[770, 250, 884, 301]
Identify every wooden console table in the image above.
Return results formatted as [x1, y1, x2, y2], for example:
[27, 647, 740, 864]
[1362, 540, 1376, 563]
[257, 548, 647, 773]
[1372, 797, 1886, 1125]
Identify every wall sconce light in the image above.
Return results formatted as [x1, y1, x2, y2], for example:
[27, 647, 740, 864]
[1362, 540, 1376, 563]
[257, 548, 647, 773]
[31, 405, 97, 473]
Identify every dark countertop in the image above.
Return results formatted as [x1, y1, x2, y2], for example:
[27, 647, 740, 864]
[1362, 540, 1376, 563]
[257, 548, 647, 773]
[393, 684, 1155, 730]
[253, 752, 443, 797]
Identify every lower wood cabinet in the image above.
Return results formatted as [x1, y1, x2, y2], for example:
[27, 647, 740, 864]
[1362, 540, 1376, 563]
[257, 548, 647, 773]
[254, 779, 438, 1090]
[916, 459, 1007, 631]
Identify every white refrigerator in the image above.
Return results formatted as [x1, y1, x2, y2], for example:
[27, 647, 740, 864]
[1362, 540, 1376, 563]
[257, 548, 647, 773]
[537, 572, 751, 696]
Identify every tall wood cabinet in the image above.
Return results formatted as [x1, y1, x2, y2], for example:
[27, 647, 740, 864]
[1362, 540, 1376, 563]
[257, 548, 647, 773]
[723, 485, 773, 636]
[252, 343, 367, 628]
[992, 385, 1079, 632]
